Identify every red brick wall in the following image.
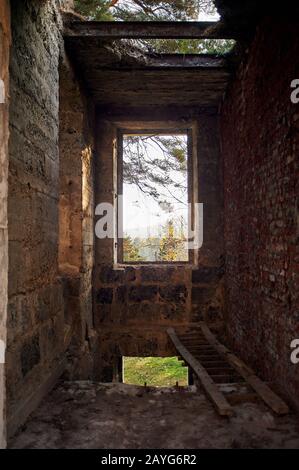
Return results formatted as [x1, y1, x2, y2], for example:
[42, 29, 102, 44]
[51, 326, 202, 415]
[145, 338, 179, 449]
[221, 17, 299, 409]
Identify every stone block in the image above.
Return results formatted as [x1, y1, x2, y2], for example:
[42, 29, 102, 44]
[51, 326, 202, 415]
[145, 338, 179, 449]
[116, 286, 126, 303]
[99, 265, 124, 284]
[140, 266, 175, 283]
[159, 285, 187, 303]
[192, 286, 213, 304]
[94, 305, 111, 327]
[128, 286, 158, 302]
[96, 288, 113, 304]
[192, 266, 222, 284]
[20, 335, 40, 377]
[124, 266, 137, 282]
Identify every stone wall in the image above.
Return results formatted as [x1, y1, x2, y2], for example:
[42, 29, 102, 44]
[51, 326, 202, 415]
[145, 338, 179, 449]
[93, 109, 224, 380]
[221, 17, 299, 409]
[0, 0, 10, 449]
[59, 54, 96, 379]
[6, 0, 67, 436]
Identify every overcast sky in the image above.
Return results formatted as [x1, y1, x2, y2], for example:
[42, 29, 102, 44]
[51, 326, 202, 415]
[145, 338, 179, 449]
[123, 135, 188, 239]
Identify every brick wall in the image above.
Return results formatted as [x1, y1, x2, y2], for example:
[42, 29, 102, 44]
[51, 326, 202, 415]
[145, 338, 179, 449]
[221, 17, 299, 409]
[6, 0, 66, 435]
[0, 0, 10, 449]
[94, 110, 224, 380]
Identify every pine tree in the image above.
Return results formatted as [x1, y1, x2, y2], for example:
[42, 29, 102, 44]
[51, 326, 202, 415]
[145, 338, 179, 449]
[74, 1, 115, 20]
[158, 220, 186, 262]
[123, 236, 144, 262]
[75, 1, 200, 21]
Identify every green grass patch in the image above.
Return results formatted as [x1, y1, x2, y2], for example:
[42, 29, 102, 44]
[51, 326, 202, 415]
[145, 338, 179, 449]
[123, 356, 188, 387]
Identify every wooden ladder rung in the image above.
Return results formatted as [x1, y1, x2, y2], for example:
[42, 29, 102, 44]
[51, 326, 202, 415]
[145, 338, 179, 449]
[210, 375, 243, 384]
[193, 354, 222, 361]
[167, 328, 233, 417]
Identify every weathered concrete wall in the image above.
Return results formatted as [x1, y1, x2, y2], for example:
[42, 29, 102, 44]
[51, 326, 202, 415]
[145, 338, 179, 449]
[59, 60, 84, 276]
[6, 0, 67, 436]
[221, 17, 299, 409]
[59, 55, 96, 379]
[94, 109, 224, 380]
[0, 0, 10, 449]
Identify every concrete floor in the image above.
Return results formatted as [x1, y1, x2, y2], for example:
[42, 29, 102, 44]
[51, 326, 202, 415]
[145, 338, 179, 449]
[9, 381, 299, 449]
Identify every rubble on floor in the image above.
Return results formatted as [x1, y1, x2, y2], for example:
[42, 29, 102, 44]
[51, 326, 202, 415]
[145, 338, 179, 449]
[9, 381, 299, 449]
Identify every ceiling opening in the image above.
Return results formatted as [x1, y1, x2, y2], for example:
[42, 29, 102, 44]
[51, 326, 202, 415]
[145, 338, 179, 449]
[74, 0, 220, 22]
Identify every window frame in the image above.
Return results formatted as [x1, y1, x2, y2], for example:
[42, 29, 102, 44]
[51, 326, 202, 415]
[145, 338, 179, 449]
[116, 127, 194, 265]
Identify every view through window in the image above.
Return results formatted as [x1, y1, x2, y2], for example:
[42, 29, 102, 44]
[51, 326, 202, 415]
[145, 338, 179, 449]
[123, 357, 188, 387]
[120, 132, 190, 263]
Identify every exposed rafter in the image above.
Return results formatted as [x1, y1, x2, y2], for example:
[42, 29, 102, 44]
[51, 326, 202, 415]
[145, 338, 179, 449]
[63, 20, 246, 40]
[95, 54, 230, 70]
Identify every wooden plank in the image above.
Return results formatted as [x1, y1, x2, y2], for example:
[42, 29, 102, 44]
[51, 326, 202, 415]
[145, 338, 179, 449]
[245, 375, 290, 414]
[63, 20, 243, 40]
[210, 375, 242, 384]
[7, 360, 66, 439]
[188, 347, 218, 353]
[193, 355, 221, 361]
[199, 322, 290, 415]
[199, 360, 230, 369]
[203, 367, 234, 375]
[180, 340, 209, 345]
[167, 328, 233, 417]
[92, 54, 230, 70]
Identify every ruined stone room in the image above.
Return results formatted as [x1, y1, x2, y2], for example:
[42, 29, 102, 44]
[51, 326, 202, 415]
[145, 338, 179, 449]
[0, 0, 298, 456]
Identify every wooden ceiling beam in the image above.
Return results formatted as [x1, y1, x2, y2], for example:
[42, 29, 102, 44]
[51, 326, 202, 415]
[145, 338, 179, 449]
[63, 20, 243, 40]
[91, 54, 230, 70]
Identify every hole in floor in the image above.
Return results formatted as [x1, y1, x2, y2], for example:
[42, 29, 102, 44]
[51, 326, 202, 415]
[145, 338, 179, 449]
[123, 356, 189, 387]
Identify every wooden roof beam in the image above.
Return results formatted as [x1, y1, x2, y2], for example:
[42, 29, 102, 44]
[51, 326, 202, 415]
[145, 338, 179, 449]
[63, 20, 244, 40]
[94, 54, 231, 70]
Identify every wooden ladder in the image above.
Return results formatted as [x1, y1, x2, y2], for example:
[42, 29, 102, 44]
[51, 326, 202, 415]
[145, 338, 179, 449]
[167, 324, 289, 418]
